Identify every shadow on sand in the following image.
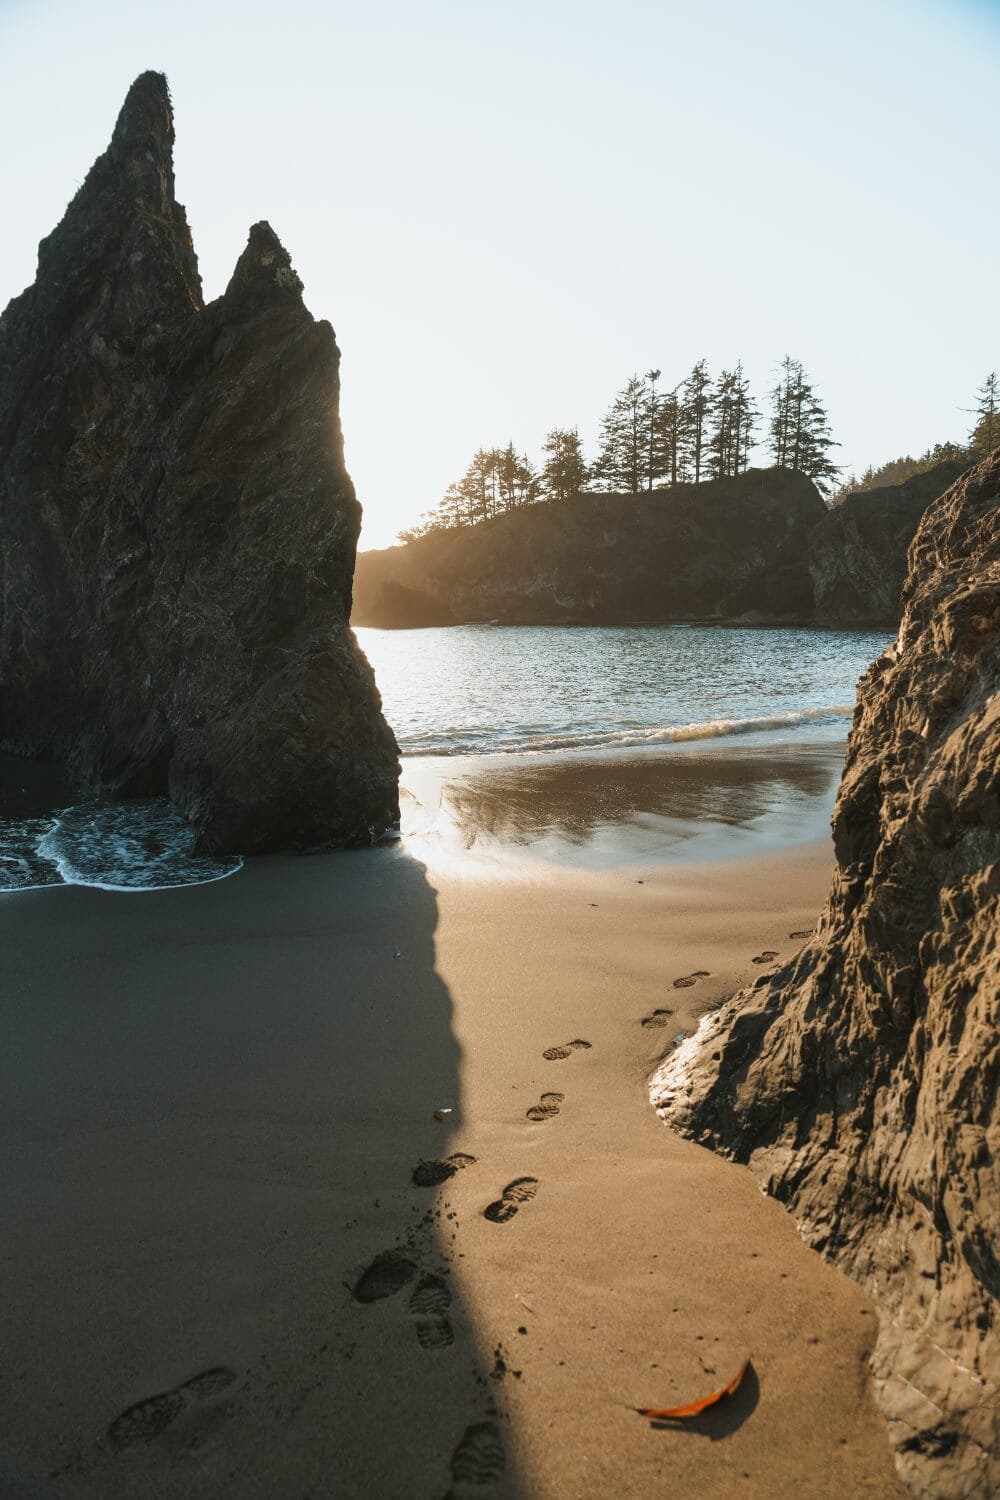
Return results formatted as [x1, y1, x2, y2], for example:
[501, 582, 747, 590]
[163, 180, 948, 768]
[0, 845, 527, 1499]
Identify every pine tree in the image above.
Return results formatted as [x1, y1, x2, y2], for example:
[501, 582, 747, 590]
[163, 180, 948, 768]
[768, 356, 839, 493]
[496, 442, 521, 513]
[540, 428, 588, 503]
[969, 372, 1000, 455]
[496, 442, 540, 511]
[730, 361, 759, 474]
[644, 368, 661, 490]
[768, 354, 796, 469]
[465, 448, 495, 521]
[679, 359, 713, 483]
[707, 368, 737, 480]
[517, 449, 540, 508]
[707, 364, 758, 479]
[440, 481, 469, 528]
[592, 375, 650, 494]
[652, 385, 684, 485]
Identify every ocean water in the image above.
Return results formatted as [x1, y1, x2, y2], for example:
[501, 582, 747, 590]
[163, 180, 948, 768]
[0, 624, 888, 892]
[356, 624, 889, 758]
[0, 780, 242, 895]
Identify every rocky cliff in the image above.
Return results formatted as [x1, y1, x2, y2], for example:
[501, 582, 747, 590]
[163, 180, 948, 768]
[0, 73, 399, 852]
[809, 459, 969, 625]
[353, 469, 828, 627]
[356, 462, 973, 630]
[653, 454, 999, 1497]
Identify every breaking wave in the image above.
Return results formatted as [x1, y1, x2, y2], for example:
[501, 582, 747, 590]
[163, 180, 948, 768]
[0, 799, 242, 893]
[400, 705, 854, 758]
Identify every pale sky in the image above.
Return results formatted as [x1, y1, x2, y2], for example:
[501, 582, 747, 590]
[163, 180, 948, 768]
[1, 0, 997, 548]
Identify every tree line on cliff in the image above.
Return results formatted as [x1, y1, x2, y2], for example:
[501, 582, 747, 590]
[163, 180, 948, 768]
[399, 356, 834, 540]
[829, 371, 1000, 503]
[398, 366, 998, 543]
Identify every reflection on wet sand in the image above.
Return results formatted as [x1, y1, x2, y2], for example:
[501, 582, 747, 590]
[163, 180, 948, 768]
[402, 740, 845, 868]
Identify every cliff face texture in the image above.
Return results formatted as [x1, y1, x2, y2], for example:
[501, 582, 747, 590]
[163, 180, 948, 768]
[653, 454, 1000, 1498]
[809, 459, 969, 625]
[353, 469, 828, 627]
[0, 73, 399, 852]
[356, 463, 974, 631]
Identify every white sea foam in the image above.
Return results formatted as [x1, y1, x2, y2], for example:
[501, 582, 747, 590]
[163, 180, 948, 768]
[400, 705, 854, 758]
[0, 800, 241, 893]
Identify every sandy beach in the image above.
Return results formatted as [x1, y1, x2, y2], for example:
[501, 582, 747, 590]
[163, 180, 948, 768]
[0, 747, 904, 1499]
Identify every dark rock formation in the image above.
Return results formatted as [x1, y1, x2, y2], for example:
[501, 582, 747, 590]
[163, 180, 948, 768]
[0, 73, 399, 852]
[356, 461, 980, 631]
[653, 453, 1000, 1497]
[353, 469, 828, 627]
[810, 459, 969, 625]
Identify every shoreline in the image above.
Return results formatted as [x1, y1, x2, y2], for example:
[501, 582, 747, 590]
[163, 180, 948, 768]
[399, 736, 847, 878]
[0, 778, 904, 1497]
[0, 735, 846, 894]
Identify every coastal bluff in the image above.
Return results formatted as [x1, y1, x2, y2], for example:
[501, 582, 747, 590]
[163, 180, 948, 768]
[0, 73, 399, 853]
[354, 468, 827, 626]
[809, 458, 969, 626]
[653, 453, 1000, 1497]
[353, 462, 969, 630]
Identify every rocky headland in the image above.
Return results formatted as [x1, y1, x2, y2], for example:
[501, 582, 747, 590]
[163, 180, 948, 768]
[0, 73, 399, 852]
[653, 453, 1000, 1497]
[353, 462, 969, 630]
[810, 458, 969, 625]
[354, 468, 828, 627]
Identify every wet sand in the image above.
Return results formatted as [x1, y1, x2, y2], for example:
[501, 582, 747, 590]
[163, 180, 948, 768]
[0, 747, 904, 1499]
[401, 737, 846, 871]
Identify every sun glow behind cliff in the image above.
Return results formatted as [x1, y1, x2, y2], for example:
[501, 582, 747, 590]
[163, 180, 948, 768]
[0, 0, 997, 548]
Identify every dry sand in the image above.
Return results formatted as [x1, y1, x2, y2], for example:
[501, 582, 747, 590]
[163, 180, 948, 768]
[0, 748, 905, 1499]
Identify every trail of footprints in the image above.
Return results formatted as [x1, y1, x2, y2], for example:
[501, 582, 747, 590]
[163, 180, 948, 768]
[412, 1152, 477, 1188]
[672, 968, 710, 989]
[109, 930, 806, 1481]
[347, 931, 806, 1489]
[483, 1177, 539, 1225]
[526, 1090, 563, 1121]
[542, 1038, 591, 1061]
[106, 1367, 238, 1452]
[446, 1420, 506, 1491]
[409, 1274, 455, 1349]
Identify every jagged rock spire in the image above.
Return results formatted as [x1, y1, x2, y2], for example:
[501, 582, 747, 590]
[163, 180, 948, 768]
[0, 74, 400, 851]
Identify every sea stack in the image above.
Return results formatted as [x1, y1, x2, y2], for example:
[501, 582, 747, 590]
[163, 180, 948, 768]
[0, 72, 399, 852]
[653, 452, 999, 1496]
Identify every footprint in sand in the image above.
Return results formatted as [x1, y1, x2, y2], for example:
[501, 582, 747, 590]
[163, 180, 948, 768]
[447, 1420, 506, 1488]
[752, 950, 779, 965]
[483, 1178, 539, 1224]
[672, 970, 710, 989]
[526, 1091, 564, 1122]
[412, 1152, 477, 1188]
[409, 1273, 454, 1350]
[641, 1008, 675, 1028]
[351, 1249, 418, 1303]
[106, 1367, 238, 1452]
[542, 1039, 591, 1061]
[789, 928, 814, 940]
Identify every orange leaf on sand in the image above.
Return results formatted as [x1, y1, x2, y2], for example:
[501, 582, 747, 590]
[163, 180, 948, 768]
[634, 1358, 750, 1420]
